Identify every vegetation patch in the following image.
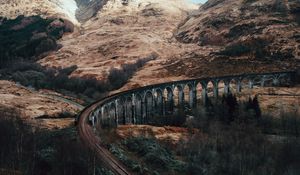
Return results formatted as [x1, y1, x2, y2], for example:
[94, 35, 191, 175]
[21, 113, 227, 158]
[123, 137, 186, 172]
[107, 136, 187, 175]
[217, 38, 270, 58]
[226, 22, 259, 39]
[176, 94, 300, 175]
[0, 15, 73, 68]
[0, 53, 155, 103]
[0, 109, 113, 175]
[109, 144, 144, 173]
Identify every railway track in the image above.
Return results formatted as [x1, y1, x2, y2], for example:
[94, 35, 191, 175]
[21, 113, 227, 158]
[78, 101, 133, 175]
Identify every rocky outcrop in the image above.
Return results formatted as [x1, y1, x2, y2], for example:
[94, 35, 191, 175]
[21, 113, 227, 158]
[75, 0, 108, 22]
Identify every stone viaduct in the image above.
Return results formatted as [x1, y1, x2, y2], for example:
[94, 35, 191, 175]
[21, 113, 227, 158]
[85, 71, 296, 128]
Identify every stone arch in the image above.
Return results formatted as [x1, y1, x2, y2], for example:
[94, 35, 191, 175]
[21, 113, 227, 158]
[144, 90, 154, 123]
[163, 86, 174, 114]
[203, 79, 219, 99]
[195, 81, 201, 97]
[217, 79, 226, 97]
[201, 81, 209, 105]
[273, 73, 290, 86]
[154, 88, 164, 115]
[173, 84, 185, 107]
[241, 76, 254, 89]
[134, 93, 143, 124]
[264, 75, 275, 87]
[229, 78, 238, 94]
[206, 81, 215, 98]
[196, 81, 203, 104]
[233, 77, 243, 93]
[102, 105, 110, 127]
[196, 81, 209, 105]
[125, 96, 134, 124]
[90, 111, 97, 126]
[184, 82, 196, 108]
[117, 98, 126, 125]
[109, 103, 117, 127]
[92, 108, 100, 127]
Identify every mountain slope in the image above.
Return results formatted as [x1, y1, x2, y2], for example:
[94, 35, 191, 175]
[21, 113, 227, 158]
[176, 0, 300, 60]
[1, 0, 298, 92]
[38, 0, 198, 83]
[158, 0, 300, 78]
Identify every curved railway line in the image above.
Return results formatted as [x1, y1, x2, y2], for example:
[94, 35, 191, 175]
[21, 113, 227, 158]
[78, 100, 133, 175]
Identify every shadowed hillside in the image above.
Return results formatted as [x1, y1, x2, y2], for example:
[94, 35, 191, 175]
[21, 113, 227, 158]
[0, 15, 73, 68]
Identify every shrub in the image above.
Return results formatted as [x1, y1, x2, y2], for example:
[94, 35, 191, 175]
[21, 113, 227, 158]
[218, 43, 251, 57]
[3, 53, 154, 101]
[108, 55, 156, 90]
[218, 38, 269, 58]
[243, 0, 257, 3]
[182, 113, 300, 175]
[123, 137, 187, 172]
[0, 16, 69, 68]
[226, 22, 256, 39]
[109, 144, 142, 172]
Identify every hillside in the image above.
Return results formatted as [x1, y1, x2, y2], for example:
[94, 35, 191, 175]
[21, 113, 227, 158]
[1, 0, 299, 90]
[38, 0, 198, 88]
[170, 0, 300, 77]
[0, 80, 81, 129]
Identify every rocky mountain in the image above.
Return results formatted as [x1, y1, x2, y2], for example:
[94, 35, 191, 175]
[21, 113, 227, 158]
[124, 0, 300, 81]
[38, 0, 198, 85]
[0, 0, 299, 93]
[100, 0, 300, 90]
[176, 0, 300, 62]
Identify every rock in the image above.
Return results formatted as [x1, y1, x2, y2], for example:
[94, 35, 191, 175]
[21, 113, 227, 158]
[76, 0, 108, 22]
[109, 18, 124, 25]
[142, 7, 163, 17]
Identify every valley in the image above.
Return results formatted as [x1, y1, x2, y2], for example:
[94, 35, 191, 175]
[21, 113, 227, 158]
[0, 0, 299, 174]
